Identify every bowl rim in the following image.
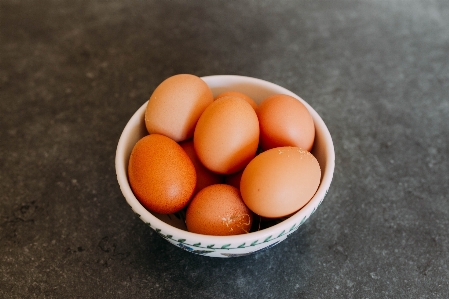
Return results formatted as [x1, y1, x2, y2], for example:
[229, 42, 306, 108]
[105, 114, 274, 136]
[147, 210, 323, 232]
[115, 75, 335, 244]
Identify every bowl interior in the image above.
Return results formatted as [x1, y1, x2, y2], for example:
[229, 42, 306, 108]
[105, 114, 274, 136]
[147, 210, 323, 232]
[116, 75, 334, 243]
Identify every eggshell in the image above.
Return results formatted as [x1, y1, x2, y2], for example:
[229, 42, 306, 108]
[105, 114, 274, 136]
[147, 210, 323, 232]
[185, 184, 253, 236]
[194, 97, 259, 174]
[215, 91, 258, 109]
[145, 74, 213, 142]
[179, 139, 224, 195]
[257, 94, 315, 151]
[128, 134, 196, 214]
[240, 146, 321, 218]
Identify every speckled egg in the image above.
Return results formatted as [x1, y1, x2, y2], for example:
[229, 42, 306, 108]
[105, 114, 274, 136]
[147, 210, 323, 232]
[128, 134, 196, 214]
[240, 146, 321, 218]
[185, 184, 253, 236]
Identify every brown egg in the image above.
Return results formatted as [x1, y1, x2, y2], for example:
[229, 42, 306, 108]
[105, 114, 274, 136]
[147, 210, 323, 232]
[145, 74, 213, 142]
[186, 184, 253, 236]
[179, 139, 224, 195]
[128, 134, 196, 214]
[194, 97, 259, 174]
[257, 94, 315, 151]
[240, 147, 321, 218]
[215, 91, 258, 109]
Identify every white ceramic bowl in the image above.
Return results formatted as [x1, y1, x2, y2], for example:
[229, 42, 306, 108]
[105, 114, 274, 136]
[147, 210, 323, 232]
[116, 75, 335, 258]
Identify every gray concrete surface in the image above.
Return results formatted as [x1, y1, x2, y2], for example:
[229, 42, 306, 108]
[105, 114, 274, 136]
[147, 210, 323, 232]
[1, 0, 448, 298]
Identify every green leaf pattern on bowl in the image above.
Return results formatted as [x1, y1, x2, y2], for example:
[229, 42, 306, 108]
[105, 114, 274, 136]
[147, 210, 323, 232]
[135, 189, 329, 255]
[147, 216, 307, 250]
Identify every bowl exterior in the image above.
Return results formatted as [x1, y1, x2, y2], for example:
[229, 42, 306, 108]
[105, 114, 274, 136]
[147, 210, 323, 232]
[140, 209, 317, 257]
[116, 75, 335, 258]
[159, 229, 288, 258]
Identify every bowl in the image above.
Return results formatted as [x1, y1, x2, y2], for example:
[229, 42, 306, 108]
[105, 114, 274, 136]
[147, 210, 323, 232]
[115, 75, 335, 258]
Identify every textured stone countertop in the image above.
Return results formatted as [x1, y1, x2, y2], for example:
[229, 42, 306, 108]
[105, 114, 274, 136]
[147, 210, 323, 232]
[1, 0, 448, 298]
